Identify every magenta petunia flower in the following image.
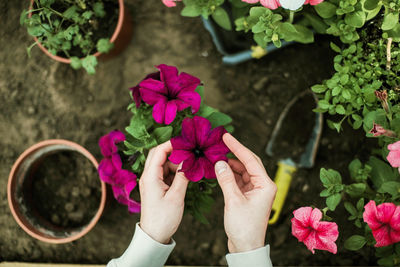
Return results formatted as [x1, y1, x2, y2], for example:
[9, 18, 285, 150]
[291, 207, 339, 254]
[161, 0, 181, 7]
[370, 123, 396, 138]
[130, 72, 160, 109]
[139, 64, 201, 125]
[98, 130, 140, 213]
[169, 116, 230, 182]
[363, 200, 400, 247]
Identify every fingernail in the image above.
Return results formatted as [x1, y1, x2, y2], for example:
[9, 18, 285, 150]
[215, 161, 227, 174]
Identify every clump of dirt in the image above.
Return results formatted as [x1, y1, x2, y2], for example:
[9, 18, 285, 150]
[27, 151, 101, 228]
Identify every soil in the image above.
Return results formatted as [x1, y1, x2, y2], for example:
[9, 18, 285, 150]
[269, 92, 317, 162]
[0, 0, 378, 265]
[26, 151, 101, 230]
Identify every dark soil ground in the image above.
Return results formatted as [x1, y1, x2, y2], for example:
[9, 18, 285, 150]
[0, 0, 376, 265]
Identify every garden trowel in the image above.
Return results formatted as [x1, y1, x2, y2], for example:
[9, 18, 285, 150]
[266, 90, 322, 224]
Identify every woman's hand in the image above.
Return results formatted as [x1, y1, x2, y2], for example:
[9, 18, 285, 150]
[139, 141, 189, 244]
[214, 133, 277, 253]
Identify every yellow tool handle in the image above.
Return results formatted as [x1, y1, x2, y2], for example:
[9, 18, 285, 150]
[268, 161, 297, 225]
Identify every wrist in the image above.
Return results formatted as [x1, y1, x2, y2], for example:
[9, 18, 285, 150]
[228, 238, 264, 253]
[139, 223, 171, 245]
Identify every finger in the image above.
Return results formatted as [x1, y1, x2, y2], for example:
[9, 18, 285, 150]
[223, 133, 266, 177]
[144, 141, 173, 180]
[215, 161, 244, 202]
[167, 161, 179, 173]
[166, 164, 189, 201]
[228, 158, 246, 175]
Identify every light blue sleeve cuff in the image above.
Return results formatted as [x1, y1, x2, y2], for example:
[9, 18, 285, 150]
[226, 245, 273, 267]
[107, 223, 175, 267]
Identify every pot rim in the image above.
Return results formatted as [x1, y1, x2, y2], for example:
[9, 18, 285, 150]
[7, 139, 106, 244]
[29, 0, 125, 64]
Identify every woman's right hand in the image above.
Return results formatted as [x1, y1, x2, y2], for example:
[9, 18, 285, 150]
[214, 133, 277, 253]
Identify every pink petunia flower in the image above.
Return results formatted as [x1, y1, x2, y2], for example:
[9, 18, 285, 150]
[162, 0, 181, 7]
[242, 0, 281, 9]
[387, 141, 400, 173]
[291, 207, 339, 254]
[98, 130, 140, 213]
[304, 0, 324, 5]
[369, 122, 396, 138]
[130, 72, 160, 109]
[363, 200, 400, 247]
[169, 116, 230, 182]
[139, 64, 201, 125]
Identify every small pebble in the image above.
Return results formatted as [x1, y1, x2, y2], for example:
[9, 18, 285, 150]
[103, 118, 111, 127]
[201, 51, 209, 57]
[71, 187, 80, 197]
[51, 214, 60, 225]
[284, 72, 290, 78]
[68, 211, 84, 222]
[82, 188, 91, 197]
[87, 95, 94, 102]
[302, 184, 309, 192]
[27, 106, 35, 114]
[65, 203, 74, 212]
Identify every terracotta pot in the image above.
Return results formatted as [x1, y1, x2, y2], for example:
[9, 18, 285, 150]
[7, 140, 106, 244]
[28, 0, 133, 63]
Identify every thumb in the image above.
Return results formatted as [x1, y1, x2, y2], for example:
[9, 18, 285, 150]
[215, 161, 242, 202]
[166, 165, 189, 200]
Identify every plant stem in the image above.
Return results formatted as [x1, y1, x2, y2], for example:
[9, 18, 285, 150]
[387, 37, 393, 71]
[289, 10, 294, 24]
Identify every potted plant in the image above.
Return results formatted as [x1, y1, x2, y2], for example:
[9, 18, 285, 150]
[161, 0, 325, 64]
[8, 139, 107, 244]
[97, 64, 234, 223]
[20, 0, 132, 74]
[289, 0, 400, 265]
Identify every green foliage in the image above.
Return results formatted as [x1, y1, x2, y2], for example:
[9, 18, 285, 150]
[319, 168, 343, 211]
[21, 0, 115, 74]
[123, 85, 234, 223]
[344, 235, 367, 250]
[181, 0, 224, 19]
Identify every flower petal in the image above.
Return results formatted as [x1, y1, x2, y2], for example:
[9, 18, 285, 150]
[194, 116, 212, 147]
[177, 91, 201, 113]
[111, 153, 122, 170]
[157, 64, 180, 95]
[387, 150, 400, 168]
[181, 155, 204, 182]
[302, 231, 317, 254]
[182, 117, 196, 146]
[171, 135, 195, 150]
[98, 158, 117, 184]
[140, 88, 167, 106]
[178, 72, 201, 92]
[127, 199, 141, 213]
[363, 200, 381, 230]
[169, 149, 193, 164]
[139, 78, 167, 94]
[260, 0, 280, 9]
[376, 202, 396, 224]
[99, 130, 125, 157]
[204, 126, 227, 148]
[114, 169, 137, 187]
[310, 208, 323, 229]
[152, 99, 167, 124]
[199, 157, 216, 179]
[373, 226, 392, 247]
[317, 222, 339, 243]
[204, 143, 229, 163]
[388, 141, 400, 151]
[279, 0, 306, 10]
[315, 234, 337, 254]
[293, 207, 313, 227]
[390, 206, 400, 231]
[291, 217, 312, 242]
[164, 101, 178, 125]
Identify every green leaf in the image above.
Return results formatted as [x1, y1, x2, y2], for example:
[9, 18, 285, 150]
[207, 112, 232, 128]
[198, 105, 217, 118]
[20, 9, 27, 25]
[318, 100, 330, 109]
[181, 5, 201, 17]
[93, 2, 106, 17]
[153, 126, 173, 143]
[195, 85, 204, 98]
[382, 13, 399, 31]
[363, 0, 379, 11]
[367, 156, 398, 188]
[311, 84, 326, 93]
[335, 105, 346, 115]
[330, 42, 341, 53]
[345, 183, 366, 197]
[96, 38, 114, 53]
[344, 235, 366, 251]
[315, 2, 337, 19]
[378, 181, 400, 196]
[81, 55, 97, 75]
[126, 123, 149, 140]
[344, 201, 357, 216]
[356, 198, 364, 211]
[82, 11, 93, 20]
[345, 11, 366, 28]
[212, 7, 232, 30]
[304, 13, 328, 34]
[326, 193, 341, 211]
[63, 6, 79, 19]
[292, 24, 314, 44]
[320, 168, 342, 186]
[70, 57, 82, 69]
[320, 189, 330, 197]
[349, 159, 362, 179]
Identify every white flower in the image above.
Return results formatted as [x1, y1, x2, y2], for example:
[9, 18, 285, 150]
[279, 0, 306, 10]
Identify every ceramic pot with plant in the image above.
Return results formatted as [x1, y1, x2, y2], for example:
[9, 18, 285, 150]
[20, 0, 132, 74]
[8, 139, 106, 244]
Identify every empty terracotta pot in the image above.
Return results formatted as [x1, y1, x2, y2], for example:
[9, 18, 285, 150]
[8, 139, 106, 244]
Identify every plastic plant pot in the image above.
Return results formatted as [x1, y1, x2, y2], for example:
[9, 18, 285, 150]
[7, 139, 106, 244]
[202, 17, 292, 65]
[28, 0, 133, 64]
